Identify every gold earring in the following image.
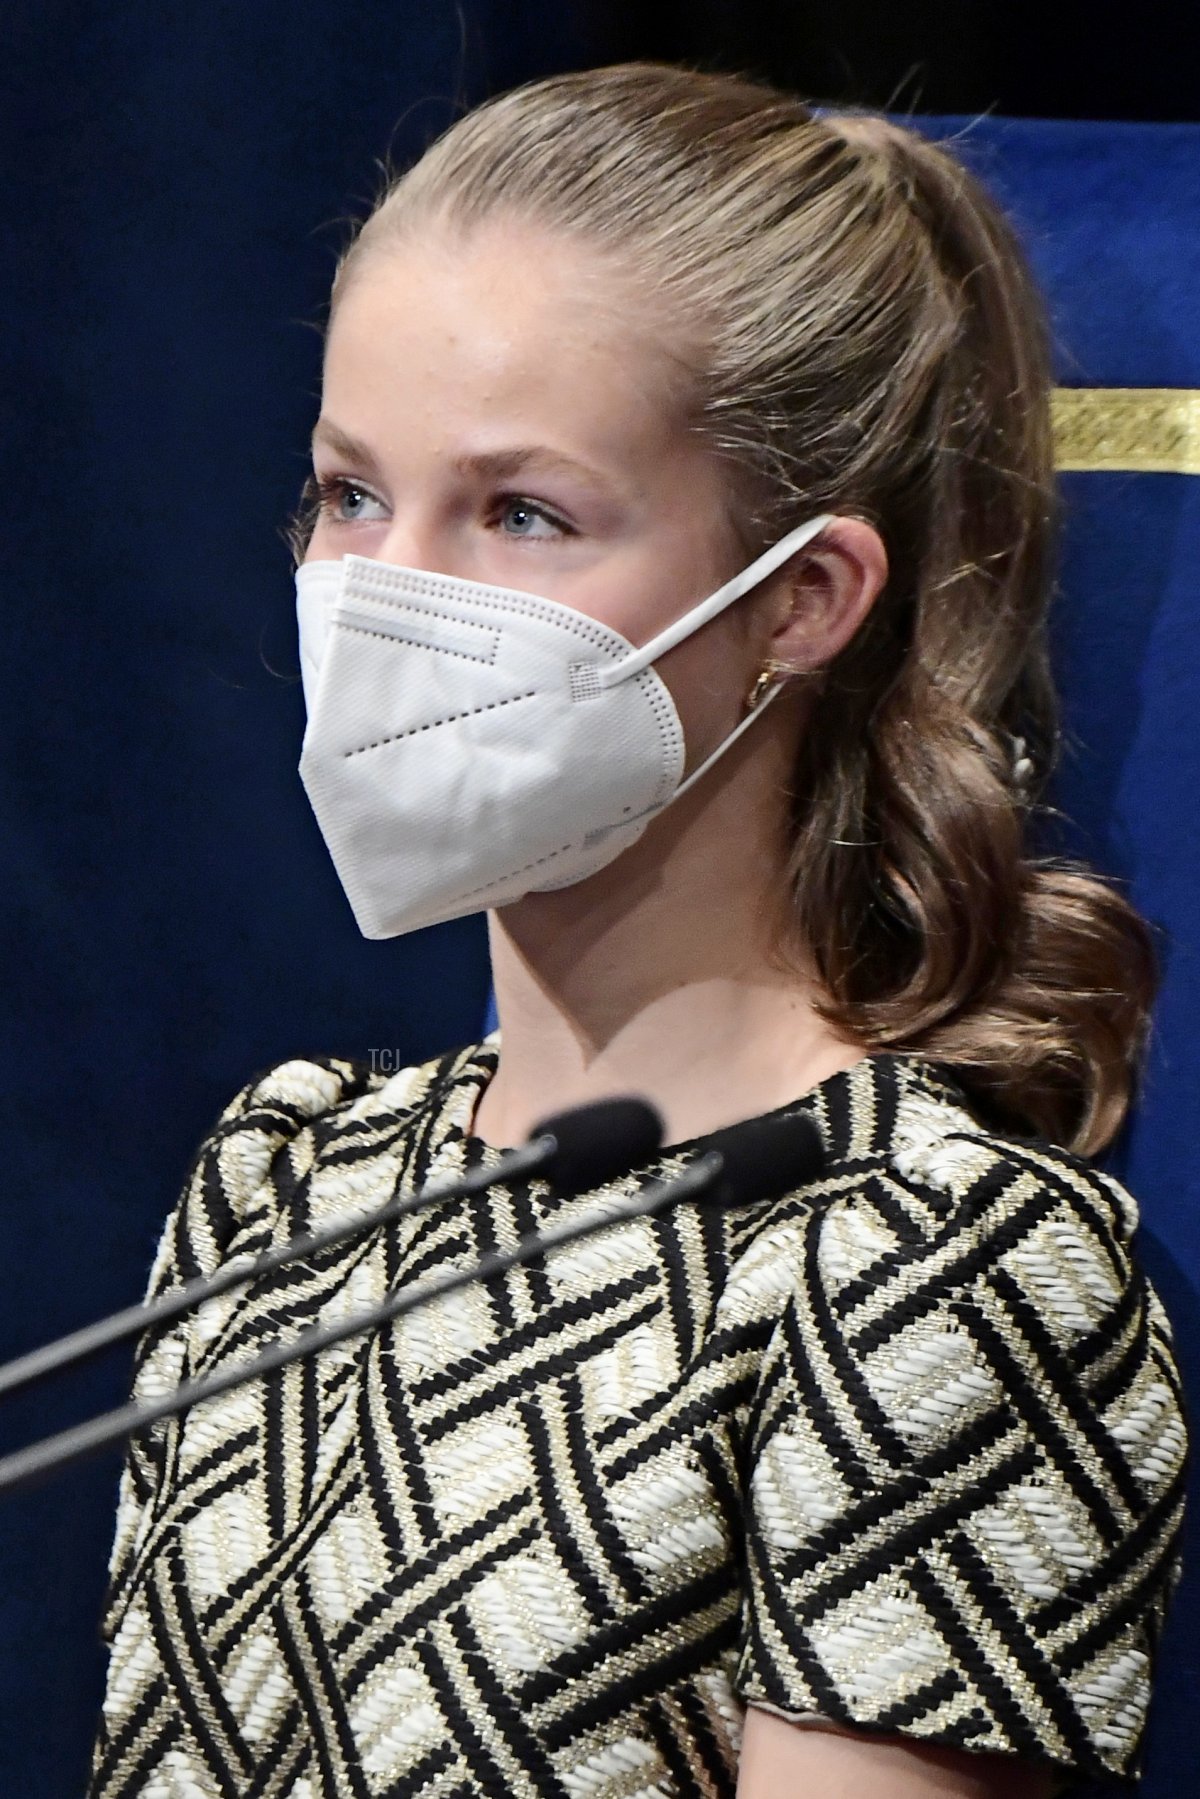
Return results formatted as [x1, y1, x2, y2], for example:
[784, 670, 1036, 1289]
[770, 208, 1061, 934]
[745, 661, 790, 712]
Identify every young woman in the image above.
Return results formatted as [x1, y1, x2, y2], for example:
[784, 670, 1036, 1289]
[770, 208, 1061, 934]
[90, 65, 1185, 1799]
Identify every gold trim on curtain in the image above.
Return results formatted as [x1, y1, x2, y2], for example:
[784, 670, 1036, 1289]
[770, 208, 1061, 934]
[1052, 388, 1200, 474]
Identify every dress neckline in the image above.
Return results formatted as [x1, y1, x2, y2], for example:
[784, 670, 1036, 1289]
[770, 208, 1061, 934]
[415, 1040, 969, 1184]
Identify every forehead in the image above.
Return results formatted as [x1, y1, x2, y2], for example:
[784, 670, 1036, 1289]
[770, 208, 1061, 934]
[322, 221, 696, 462]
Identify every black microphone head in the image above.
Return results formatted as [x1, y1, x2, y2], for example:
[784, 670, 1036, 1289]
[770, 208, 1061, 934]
[529, 1097, 665, 1197]
[702, 1109, 825, 1208]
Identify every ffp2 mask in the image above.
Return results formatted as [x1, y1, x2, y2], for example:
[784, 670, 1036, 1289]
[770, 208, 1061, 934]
[296, 512, 832, 938]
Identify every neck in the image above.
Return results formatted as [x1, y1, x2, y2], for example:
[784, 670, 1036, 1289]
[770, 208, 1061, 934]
[471, 718, 865, 1148]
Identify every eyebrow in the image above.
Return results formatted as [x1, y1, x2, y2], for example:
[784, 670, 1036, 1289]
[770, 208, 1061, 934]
[311, 419, 618, 498]
[451, 445, 617, 495]
[310, 419, 384, 478]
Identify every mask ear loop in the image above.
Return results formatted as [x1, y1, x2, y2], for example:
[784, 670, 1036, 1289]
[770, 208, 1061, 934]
[671, 677, 790, 801]
[595, 513, 834, 690]
[591, 511, 833, 809]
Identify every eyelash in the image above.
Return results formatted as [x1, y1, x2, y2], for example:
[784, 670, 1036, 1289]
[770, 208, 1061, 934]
[488, 495, 575, 541]
[307, 474, 575, 541]
[310, 474, 384, 524]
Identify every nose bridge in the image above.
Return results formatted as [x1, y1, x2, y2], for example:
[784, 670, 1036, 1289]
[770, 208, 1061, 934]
[374, 509, 446, 574]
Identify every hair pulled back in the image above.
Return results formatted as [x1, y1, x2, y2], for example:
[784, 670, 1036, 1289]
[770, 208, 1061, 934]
[337, 63, 1155, 1155]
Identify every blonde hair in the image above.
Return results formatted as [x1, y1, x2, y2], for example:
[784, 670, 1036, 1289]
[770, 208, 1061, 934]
[326, 63, 1155, 1155]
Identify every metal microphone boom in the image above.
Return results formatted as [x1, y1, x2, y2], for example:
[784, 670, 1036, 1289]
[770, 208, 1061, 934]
[0, 1104, 823, 1497]
[0, 1094, 662, 1403]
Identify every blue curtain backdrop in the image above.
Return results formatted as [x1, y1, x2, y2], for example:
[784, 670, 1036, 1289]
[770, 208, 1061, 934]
[929, 116, 1200, 1799]
[0, 5, 582, 1790]
[1, 7, 1196, 1794]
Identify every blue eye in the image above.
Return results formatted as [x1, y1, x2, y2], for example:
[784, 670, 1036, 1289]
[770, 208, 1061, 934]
[496, 497, 565, 539]
[315, 476, 388, 523]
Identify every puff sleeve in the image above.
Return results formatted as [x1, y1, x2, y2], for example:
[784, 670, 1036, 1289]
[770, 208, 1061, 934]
[97, 1057, 376, 1641]
[734, 1096, 1186, 1784]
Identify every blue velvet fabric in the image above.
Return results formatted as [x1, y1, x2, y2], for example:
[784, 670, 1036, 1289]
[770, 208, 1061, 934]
[919, 116, 1200, 1799]
[0, 7, 581, 1790]
[0, 22, 1195, 1788]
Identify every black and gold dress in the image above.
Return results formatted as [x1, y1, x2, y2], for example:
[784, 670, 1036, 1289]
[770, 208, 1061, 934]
[90, 1048, 1185, 1797]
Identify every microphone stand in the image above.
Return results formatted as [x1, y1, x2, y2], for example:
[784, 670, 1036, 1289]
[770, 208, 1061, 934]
[0, 1136, 558, 1405]
[0, 1151, 722, 1499]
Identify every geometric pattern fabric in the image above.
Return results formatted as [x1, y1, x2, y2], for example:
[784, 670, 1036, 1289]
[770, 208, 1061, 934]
[89, 1049, 1186, 1796]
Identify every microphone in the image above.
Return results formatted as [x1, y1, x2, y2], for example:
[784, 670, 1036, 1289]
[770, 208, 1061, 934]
[0, 1105, 822, 1497]
[538, 1096, 664, 1196]
[0, 1094, 664, 1404]
[701, 1107, 824, 1208]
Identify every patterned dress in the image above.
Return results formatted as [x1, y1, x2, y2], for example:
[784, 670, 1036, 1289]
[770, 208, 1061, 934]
[90, 1048, 1186, 1798]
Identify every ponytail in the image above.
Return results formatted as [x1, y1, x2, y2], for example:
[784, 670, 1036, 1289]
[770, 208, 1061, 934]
[784, 115, 1155, 1153]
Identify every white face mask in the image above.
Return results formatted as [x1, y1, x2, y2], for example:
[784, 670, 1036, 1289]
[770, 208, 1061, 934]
[296, 512, 831, 939]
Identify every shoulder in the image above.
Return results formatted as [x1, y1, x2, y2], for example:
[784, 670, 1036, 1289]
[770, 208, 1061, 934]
[726, 1055, 1152, 1357]
[150, 1047, 482, 1288]
[811, 1055, 1152, 1355]
[789, 1055, 1182, 1465]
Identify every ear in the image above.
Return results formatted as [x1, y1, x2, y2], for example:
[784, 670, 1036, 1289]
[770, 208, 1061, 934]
[762, 516, 888, 671]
